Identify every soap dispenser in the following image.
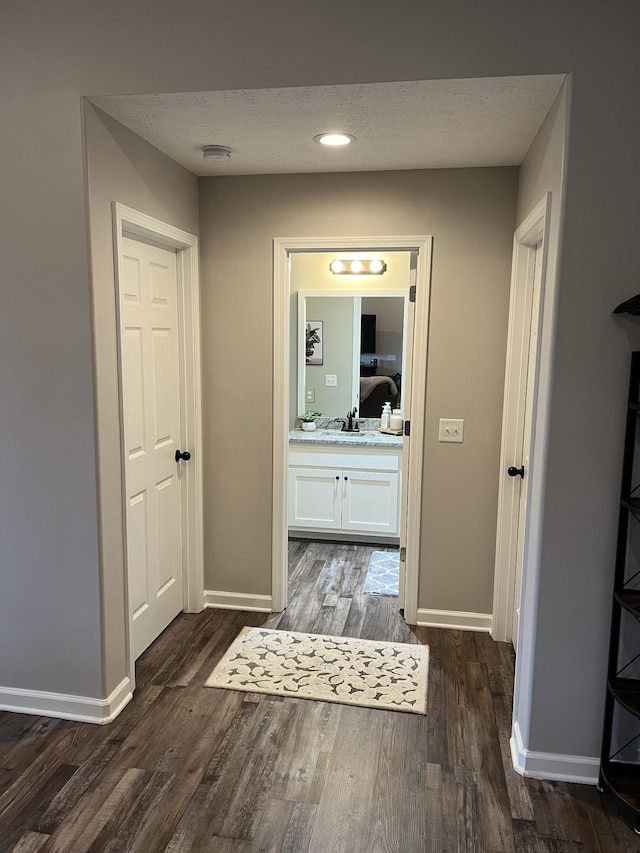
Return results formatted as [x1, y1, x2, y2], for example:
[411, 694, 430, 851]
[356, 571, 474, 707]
[390, 408, 403, 431]
[381, 402, 391, 429]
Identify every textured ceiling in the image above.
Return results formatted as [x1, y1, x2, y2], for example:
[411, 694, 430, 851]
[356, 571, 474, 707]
[90, 76, 564, 177]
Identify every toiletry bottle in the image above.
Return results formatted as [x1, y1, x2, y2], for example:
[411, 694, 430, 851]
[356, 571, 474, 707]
[390, 408, 403, 431]
[381, 402, 391, 429]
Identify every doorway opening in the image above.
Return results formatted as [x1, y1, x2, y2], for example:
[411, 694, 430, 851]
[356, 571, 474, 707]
[272, 236, 433, 626]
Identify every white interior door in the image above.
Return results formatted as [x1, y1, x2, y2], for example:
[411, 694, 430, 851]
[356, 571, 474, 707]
[120, 235, 184, 659]
[492, 195, 550, 648]
[398, 271, 416, 609]
[510, 242, 543, 650]
[492, 238, 537, 651]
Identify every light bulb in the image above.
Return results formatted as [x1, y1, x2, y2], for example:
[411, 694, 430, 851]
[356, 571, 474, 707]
[330, 259, 344, 273]
[313, 133, 356, 147]
[350, 260, 363, 273]
[369, 259, 383, 273]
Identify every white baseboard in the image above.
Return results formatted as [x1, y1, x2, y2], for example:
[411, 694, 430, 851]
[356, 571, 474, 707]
[0, 676, 132, 725]
[510, 720, 599, 784]
[204, 590, 273, 613]
[416, 608, 492, 632]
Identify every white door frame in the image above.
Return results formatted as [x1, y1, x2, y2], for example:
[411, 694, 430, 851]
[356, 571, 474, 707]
[273, 236, 432, 624]
[113, 203, 203, 689]
[492, 194, 551, 643]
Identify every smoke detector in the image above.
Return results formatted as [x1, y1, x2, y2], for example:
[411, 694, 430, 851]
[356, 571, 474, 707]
[202, 145, 233, 161]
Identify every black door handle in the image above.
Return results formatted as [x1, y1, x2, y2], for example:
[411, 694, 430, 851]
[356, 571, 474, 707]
[175, 449, 191, 462]
[508, 465, 525, 478]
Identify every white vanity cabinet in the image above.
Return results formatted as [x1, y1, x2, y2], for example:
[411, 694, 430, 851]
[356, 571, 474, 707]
[288, 445, 401, 536]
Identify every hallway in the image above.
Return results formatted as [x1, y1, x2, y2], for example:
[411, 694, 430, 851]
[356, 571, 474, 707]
[0, 541, 635, 851]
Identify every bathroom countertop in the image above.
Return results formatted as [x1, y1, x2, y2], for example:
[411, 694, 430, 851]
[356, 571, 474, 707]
[288, 428, 403, 448]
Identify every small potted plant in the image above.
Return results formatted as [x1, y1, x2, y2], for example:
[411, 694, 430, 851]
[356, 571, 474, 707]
[298, 410, 323, 431]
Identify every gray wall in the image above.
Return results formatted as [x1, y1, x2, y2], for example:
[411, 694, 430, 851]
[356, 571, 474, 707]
[516, 78, 640, 755]
[84, 104, 200, 694]
[304, 297, 355, 418]
[2, 0, 640, 765]
[199, 168, 518, 606]
[511, 85, 571, 750]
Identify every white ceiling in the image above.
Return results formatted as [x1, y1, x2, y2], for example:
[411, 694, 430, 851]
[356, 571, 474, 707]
[91, 75, 564, 177]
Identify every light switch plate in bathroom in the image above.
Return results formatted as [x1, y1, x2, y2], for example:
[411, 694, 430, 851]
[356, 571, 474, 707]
[306, 388, 315, 403]
[325, 374, 338, 387]
[439, 418, 464, 443]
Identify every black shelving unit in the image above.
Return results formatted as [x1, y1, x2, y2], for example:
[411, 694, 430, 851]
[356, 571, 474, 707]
[600, 351, 640, 831]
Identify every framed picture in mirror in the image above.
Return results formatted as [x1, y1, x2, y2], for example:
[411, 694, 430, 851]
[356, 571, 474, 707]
[305, 321, 323, 365]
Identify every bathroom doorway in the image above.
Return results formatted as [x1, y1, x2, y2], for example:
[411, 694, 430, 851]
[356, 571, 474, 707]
[272, 236, 433, 625]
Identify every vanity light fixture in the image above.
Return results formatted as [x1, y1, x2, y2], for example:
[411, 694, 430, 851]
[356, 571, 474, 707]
[202, 144, 233, 161]
[313, 132, 356, 147]
[329, 258, 387, 275]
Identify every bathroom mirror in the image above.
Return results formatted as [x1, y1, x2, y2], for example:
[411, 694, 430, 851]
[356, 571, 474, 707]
[296, 291, 407, 421]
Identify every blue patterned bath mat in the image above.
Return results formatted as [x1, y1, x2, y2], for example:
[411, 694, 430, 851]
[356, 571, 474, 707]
[363, 550, 400, 596]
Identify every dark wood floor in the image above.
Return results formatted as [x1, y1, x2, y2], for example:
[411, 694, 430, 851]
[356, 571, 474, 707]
[0, 540, 637, 852]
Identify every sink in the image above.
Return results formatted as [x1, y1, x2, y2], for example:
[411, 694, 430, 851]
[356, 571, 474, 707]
[292, 427, 379, 440]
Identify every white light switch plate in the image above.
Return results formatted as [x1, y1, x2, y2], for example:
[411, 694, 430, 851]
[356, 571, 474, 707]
[439, 418, 464, 443]
[325, 374, 338, 387]
[305, 388, 315, 403]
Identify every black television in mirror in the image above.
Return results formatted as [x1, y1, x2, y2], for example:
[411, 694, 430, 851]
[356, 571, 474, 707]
[360, 314, 376, 354]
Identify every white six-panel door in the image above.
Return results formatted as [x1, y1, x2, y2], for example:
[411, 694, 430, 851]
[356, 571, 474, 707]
[120, 236, 184, 659]
[511, 242, 544, 651]
[492, 194, 550, 647]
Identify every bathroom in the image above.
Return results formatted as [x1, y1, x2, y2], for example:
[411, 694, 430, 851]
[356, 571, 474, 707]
[287, 249, 413, 606]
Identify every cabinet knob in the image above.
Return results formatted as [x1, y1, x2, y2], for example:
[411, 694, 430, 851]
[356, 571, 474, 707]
[344, 476, 348, 481]
[335, 475, 340, 480]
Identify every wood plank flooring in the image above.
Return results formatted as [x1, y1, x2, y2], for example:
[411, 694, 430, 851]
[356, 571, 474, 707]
[0, 539, 638, 851]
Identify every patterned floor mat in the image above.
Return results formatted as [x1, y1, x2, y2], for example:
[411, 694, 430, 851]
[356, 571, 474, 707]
[363, 550, 399, 596]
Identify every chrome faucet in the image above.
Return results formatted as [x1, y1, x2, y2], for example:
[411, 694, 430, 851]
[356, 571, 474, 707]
[337, 407, 360, 432]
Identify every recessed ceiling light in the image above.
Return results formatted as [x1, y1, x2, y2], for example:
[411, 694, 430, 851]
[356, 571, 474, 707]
[202, 144, 232, 161]
[313, 133, 356, 147]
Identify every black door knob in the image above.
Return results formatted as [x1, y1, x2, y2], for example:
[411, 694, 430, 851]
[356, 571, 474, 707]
[508, 465, 525, 478]
[175, 449, 191, 462]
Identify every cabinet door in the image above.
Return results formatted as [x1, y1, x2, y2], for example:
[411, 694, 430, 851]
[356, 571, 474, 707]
[341, 470, 400, 534]
[288, 467, 342, 529]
